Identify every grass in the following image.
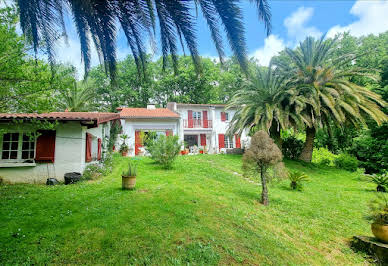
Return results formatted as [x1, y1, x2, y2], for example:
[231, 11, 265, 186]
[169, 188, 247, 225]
[0, 154, 377, 265]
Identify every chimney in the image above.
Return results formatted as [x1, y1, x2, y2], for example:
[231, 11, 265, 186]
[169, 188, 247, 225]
[167, 102, 177, 112]
[147, 104, 156, 110]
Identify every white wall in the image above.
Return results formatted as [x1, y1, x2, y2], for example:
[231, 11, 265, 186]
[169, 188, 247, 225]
[120, 118, 180, 156]
[0, 120, 113, 184]
[176, 106, 248, 153]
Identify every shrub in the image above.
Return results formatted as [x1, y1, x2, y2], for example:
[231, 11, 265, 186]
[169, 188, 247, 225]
[288, 171, 309, 191]
[122, 160, 138, 177]
[312, 147, 338, 166]
[243, 130, 283, 205]
[366, 194, 388, 225]
[83, 153, 114, 180]
[146, 135, 181, 169]
[369, 172, 388, 192]
[334, 153, 359, 172]
[282, 136, 304, 160]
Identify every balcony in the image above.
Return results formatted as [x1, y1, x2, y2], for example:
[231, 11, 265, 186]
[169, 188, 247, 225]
[183, 119, 212, 129]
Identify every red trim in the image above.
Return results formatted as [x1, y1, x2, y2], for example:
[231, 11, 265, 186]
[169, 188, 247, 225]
[35, 130, 56, 163]
[165, 130, 173, 136]
[188, 110, 193, 128]
[97, 138, 102, 160]
[85, 133, 92, 162]
[200, 134, 206, 146]
[135, 131, 142, 155]
[235, 134, 241, 148]
[218, 134, 225, 149]
[203, 111, 208, 128]
[221, 112, 226, 122]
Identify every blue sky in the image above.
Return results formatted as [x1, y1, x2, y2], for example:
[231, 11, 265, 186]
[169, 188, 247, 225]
[5, 0, 387, 77]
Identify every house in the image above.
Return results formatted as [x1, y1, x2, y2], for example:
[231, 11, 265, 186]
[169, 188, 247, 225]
[167, 102, 248, 154]
[117, 102, 248, 155]
[118, 104, 180, 156]
[0, 112, 120, 183]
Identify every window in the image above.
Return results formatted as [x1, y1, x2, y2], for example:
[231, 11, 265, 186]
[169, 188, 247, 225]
[224, 136, 234, 149]
[225, 112, 229, 121]
[193, 111, 201, 120]
[1, 132, 35, 161]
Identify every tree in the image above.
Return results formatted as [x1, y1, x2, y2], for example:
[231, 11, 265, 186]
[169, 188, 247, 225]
[17, 0, 271, 78]
[279, 36, 387, 162]
[227, 63, 300, 149]
[242, 130, 282, 205]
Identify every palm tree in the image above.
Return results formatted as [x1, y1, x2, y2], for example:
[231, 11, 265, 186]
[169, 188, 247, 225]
[16, 0, 271, 78]
[226, 63, 303, 149]
[59, 79, 96, 111]
[279, 36, 387, 162]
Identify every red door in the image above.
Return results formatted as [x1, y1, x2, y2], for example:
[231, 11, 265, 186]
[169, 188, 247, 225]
[135, 131, 142, 155]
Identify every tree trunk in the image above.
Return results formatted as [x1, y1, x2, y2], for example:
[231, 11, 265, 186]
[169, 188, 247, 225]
[269, 121, 282, 150]
[299, 127, 316, 162]
[260, 166, 269, 205]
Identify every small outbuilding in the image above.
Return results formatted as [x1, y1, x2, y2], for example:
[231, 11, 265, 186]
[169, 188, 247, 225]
[0, 112, 120, 183]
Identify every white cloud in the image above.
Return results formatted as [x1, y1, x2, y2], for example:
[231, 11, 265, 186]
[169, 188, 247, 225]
[327, 0, 388, 38]
[284, 7, 322, 42]
[250, 35, 285, 66]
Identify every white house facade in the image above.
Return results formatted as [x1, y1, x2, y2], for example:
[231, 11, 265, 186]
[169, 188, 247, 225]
[0, 112, 119, 183]
[166, 102, 249, 154]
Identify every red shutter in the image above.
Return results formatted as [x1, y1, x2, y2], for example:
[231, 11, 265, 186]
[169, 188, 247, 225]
[85, 133, 92, 162]
[235, 134, 241, 148]
[188, 110, 193, 128]
[97, 138, 102, 160]
[35, 130, 56, 163]
[203, 111, 208, 128]
[165, 130, 173, 136]
[135, 131, 142, 155]
[221, 112, 226, 122]
[218, 134, 225, 149]
[200, 134, 206, 146]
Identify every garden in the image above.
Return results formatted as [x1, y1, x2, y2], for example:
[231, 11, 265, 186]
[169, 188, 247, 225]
[0, 151, 385, 265]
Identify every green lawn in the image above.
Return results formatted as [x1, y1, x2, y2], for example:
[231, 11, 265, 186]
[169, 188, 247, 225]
[0, 154, 376, 264]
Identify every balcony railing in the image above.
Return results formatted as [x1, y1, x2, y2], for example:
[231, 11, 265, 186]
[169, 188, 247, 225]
[183, 119, 212, 128]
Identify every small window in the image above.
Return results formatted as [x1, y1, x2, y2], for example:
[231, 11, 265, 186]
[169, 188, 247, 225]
[193, 111, 201, 120]
[224, 136, 234, 149]
[2, 133, 19, 160]
[1, 132, 36, 161]
[225, 112, 229, 121]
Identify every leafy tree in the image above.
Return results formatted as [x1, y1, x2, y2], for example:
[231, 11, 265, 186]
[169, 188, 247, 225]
[242, 130, 282, 205]
[17, 0, 271, 78]
[279, 36, 387, 162]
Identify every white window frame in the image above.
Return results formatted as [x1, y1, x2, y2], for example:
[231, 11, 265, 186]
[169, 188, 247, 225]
[0, 131, 36, 163]
[224, 136, 234, 149]
[192, 111, 202, 120]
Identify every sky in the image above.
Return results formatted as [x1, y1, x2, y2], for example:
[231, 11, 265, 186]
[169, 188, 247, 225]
[3, 0, 388, 77]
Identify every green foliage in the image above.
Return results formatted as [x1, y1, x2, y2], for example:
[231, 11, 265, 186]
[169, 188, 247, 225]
[288, 171, 309, 191]
[282, 136, 304, 160]
[107, 121, 121, 151]
[369, 172, 388, 192]
[334, 153, 359, 172]
[366, 194, 388, 225]
[312, 148, 338, 166]
[122, 159, 138, 177]
[83, 153, 114, 180]
[146, 135, 181, 169]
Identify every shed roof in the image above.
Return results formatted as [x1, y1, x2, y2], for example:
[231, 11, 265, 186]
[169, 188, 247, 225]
[0, 112, 120, 125]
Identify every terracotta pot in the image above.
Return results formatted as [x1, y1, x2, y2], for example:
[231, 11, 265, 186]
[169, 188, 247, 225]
[121, 151, 128, 157]
[122, 175, 136, 190]
[371, 223, 388, 243]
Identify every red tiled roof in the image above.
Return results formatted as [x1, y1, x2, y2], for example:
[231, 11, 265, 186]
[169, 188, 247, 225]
[0, 112, 120, 124]
[176, 103, 226, 107]
[119, 108, 180, 119]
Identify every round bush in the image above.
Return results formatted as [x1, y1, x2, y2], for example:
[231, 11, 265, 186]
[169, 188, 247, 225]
[334, 153, 359, 172]
[282, 136, 304, 160]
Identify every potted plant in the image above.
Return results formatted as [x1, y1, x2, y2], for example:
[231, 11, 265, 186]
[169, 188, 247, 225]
[120, 134, 129, 156]
[367, 194, 388, 243]
[122, 160, 137, 190]
[199, 148, 204, 154]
